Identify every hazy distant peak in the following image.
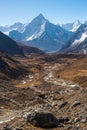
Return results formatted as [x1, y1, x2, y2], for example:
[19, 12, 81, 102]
[38, 13, 45, 18]
[74, 20, 81, 25]
[61, 20, 81, 32]
[61, 22, 87, 54]
[84, 21, 87, 25]
[71, 20, 81, 32]
[33, 13, 46, 22]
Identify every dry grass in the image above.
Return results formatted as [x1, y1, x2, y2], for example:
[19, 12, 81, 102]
[53, 55, 87, 88]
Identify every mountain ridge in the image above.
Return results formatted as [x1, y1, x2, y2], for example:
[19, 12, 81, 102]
[0, 31, 24, 56]
[60, 23, 87, 54]
[8, 14, 73, 53]
[61, 20, 82, 32]
[0, 31, 45, 56]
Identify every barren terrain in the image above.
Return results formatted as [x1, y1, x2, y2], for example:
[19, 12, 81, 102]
[0, 54, 87, 130]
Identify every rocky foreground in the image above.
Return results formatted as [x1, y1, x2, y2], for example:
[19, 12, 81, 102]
[0, 54, 87, 130]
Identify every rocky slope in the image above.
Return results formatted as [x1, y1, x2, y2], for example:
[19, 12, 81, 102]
[0, 52, 28, 80]
[0, 31, 24, 56]
[20, 45, 45, 56]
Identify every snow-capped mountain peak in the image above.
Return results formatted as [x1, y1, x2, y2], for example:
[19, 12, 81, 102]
[0, 14, 73, 53]
[36, 13, 46, 20]
[23, 14, 48, 41]
[61, 20, 81, 32]
[61, 23, 87, 54]
[72, 24, 87, 45]
[71, 20, 81, 32]
[30, 13, 47, 25]
[84, 21, 87, 25]
[0, 22, 27, 35]
[73, 20, 81, 26]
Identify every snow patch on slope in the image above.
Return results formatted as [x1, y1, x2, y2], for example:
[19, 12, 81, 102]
[70, 21, 81, 32]
[26, 22, 46, 41]
[72, 32, 87, 46]
[3, 31, 10, 35]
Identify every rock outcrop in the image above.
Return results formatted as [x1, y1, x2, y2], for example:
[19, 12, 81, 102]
[27, 110, 58, 128]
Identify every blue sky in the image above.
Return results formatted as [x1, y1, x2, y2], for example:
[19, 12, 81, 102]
[0, 0, 87, 25]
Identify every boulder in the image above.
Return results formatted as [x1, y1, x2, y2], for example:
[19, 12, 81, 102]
[27, 110, 58, 128]
[80, 118, 87, 123]
[2, 125, 12, 130]
[15, 128, 22, 130]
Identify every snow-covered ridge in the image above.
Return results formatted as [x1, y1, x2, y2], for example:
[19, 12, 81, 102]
[26, 21, 46, 41]
[70, 20, 81, 32]
[61, 20, 81, 32]
[1, 14, 73, 52]
[72, 32, 87, 46]
[0, 23, 27, 36]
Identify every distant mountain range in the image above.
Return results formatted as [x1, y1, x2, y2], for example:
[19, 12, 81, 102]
[0, 16, 83, 35]
[0, 22, 26, 35]
[60, 20, 82, 32]
[60, 23, 87, 54]
[0, 14, 87, 54]
[0, 14, 73, 53]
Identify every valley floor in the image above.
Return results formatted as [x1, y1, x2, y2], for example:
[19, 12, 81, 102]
[0, 54, 87, 129]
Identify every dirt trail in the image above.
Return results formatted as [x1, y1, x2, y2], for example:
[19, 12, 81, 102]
[44, 64, 81, 90]
[0, 110, 20, 124]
